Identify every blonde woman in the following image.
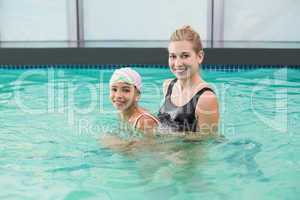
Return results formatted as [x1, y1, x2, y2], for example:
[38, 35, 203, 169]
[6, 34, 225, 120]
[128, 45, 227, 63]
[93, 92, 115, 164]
[158, 26, 219, 137]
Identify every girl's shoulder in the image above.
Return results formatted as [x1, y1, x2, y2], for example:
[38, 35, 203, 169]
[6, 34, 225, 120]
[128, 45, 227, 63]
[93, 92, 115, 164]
[133, 111, 159, 134]
[134, 112, 159, 126]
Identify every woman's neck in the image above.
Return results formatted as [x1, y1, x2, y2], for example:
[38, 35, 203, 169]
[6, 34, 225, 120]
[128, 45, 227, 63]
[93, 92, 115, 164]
[177, 74, 204, 91]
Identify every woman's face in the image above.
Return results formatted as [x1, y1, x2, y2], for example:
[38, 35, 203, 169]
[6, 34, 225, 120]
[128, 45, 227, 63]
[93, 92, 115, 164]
[168, 40, 203, 80]
[109, 82, 139, 111]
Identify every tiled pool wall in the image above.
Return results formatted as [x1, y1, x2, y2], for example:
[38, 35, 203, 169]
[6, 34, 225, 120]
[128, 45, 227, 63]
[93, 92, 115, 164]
[0, 64, 299, 72]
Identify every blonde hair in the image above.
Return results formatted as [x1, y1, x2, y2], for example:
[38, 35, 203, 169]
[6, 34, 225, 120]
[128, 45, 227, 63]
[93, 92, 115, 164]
[170, 25, 203, 53]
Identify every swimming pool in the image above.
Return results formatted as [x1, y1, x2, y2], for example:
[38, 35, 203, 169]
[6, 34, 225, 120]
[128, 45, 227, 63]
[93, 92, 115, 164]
[0, 66, 299, 199]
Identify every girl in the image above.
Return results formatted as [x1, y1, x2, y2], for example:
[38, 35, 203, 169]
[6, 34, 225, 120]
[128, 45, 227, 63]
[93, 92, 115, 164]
[109, 67, 159, 135]
[100, 67, 158, 150]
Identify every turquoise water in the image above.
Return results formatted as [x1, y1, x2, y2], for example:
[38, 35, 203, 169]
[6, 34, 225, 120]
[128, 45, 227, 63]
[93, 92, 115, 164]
[0, 67, 299, 200]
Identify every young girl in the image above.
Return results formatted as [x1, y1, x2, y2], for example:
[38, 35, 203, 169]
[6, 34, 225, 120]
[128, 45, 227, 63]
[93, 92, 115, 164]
[100, 67, 159, 150]
[109, 67, 159, 135]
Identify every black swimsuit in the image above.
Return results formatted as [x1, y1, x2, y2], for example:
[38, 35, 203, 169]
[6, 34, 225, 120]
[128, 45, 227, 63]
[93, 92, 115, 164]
[158, 79, 214, 132]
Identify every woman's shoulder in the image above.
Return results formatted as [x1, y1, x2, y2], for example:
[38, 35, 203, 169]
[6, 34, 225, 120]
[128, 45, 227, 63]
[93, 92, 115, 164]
[195, 84, 218, 113]
[194, 82, 218, 112]
[162, 79, 173, 96]
[195, 82, 216, 96]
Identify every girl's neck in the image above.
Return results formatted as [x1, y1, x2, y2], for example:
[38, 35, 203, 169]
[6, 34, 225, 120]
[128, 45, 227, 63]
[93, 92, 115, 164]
[119, 104, 140, 121]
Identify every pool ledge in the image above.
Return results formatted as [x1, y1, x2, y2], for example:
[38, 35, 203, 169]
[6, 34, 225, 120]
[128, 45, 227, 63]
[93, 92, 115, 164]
[0, 48, 299, 66]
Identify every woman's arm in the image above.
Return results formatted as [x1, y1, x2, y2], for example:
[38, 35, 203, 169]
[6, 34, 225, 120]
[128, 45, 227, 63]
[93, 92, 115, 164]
[99, 134, 138, 151]
[195, 91, 219, 135]
[100, 115, 159, 151]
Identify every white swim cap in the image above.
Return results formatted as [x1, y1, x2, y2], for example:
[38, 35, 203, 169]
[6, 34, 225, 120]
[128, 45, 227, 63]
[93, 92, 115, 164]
[109, 67, 142, 92]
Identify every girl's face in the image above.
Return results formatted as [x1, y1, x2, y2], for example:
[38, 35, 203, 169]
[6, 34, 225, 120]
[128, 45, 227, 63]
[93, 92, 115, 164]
[109, 82, 139, 111]
[168, 40, 203, 80]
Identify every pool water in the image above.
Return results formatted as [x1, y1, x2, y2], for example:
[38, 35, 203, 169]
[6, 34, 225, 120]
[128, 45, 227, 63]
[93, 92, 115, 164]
[0, 67, 299, 200]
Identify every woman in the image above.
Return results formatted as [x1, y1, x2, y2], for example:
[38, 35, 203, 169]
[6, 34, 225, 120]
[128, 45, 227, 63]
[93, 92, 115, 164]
[100, 67, 159, 150]
[158, 25, 219, 136]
